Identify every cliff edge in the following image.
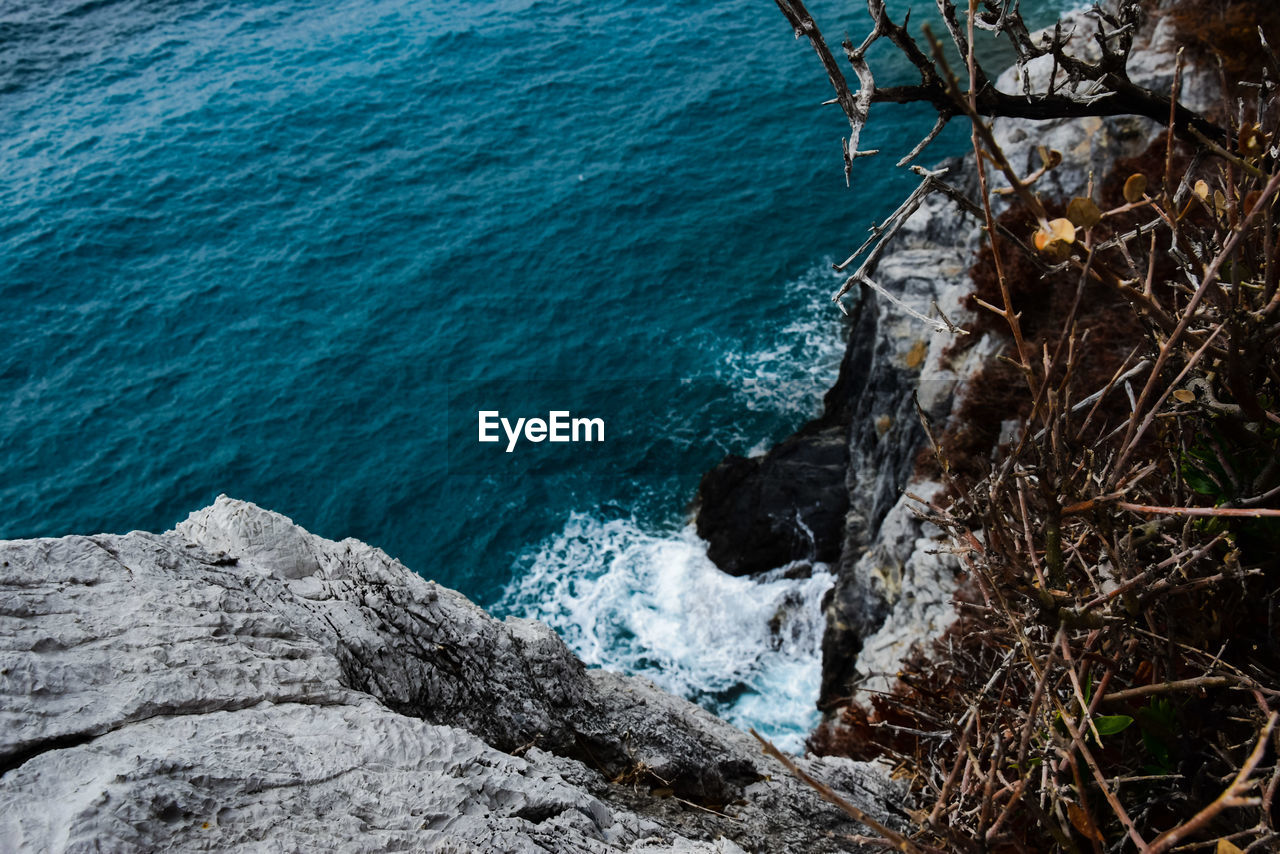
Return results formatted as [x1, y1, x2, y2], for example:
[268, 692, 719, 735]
[0, 496, 906, 852]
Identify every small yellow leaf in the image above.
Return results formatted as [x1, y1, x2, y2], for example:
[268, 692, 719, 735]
[1194, 180, 1210, 201]
[1049, 218, 1076, 244]
[1124, 173, 1148, 204]
[1238, 124, 1265, 158]
[1217, 840, 1245, 854]
[1066, 197, 1102, 228]
[1214, 189, 1228, 216]
[1068, 803, 1104, 842]
[1033, 226, 1073, 261]
[1173, 388, 1195, 403]
[1034, 220, 1074, 260]
[904, 339, 927, 370]
[1039, 147, 1063, 169]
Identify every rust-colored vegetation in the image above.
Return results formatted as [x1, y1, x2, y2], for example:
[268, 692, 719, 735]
[814, 14, 1280, 854]
[777, 0, 1280, 849]
[1156, 0, 1280, 94]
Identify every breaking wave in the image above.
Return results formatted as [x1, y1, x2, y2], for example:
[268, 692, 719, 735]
[498, 513, 834, 753]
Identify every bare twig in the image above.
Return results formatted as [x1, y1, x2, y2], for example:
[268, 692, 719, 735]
[1147, 713, 1278, 853]
[751, 729, 935, 854]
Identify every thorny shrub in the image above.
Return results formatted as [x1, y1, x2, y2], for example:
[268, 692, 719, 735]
[778, 0, 1280, 851]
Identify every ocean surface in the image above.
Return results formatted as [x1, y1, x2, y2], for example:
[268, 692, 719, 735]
[1, 0, 1072, 748]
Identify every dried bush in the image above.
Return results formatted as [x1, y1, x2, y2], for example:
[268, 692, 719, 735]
[771, 0, 1280, 850]
[1154, 0, 1280, 91]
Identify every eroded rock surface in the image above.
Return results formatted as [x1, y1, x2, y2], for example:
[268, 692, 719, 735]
[1, 496, 906, 852]
[815, 175, 981, 708]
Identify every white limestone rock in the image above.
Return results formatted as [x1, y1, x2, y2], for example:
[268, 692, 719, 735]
[817, 173, 981, 705]
[1, 702, 643, 853]
[0, 496, 905, 853]
[844, 484, 959, 703]
[989, 5, 1218, 204]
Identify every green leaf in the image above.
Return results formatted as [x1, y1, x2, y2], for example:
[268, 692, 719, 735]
[1183, 465, 1220, 497]
[1142, 698, 1176, 728]
[1093, 715, 1134, 736]
[1141, 727, 1172, 773]
[1066, 197, 1102, 228]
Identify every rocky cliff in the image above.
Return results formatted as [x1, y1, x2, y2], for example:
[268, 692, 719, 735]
[696, 5, 1209, 712]
[0, 496, 906, 852]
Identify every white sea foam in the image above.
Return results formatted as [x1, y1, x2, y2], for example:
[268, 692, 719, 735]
[498, 264, 848, 751]
[498, 513, 833, 753]
[719, 263, 846, 420]
[496, 264, 847, 749]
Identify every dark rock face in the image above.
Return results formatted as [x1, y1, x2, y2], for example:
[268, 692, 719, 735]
[695, 158, 973, 585]
[696, 157, 982, 705]
[818, 284, 936, 707]
[825, 287, 924, 556]
[694, 288, 884, 579]
[695, 423, 849, 577]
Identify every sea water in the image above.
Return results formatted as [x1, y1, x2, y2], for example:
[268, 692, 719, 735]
[1, 0, 1076, 749]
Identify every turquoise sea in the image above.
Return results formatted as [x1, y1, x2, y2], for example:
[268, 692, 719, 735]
[1, 0, 1072, 747]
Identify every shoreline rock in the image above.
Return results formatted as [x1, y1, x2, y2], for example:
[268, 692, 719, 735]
[695, 420, 848, 578]
[0, 495, 906, 852]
